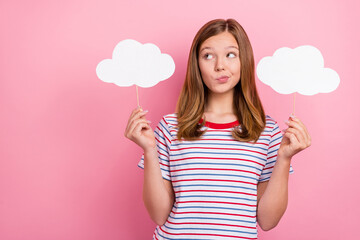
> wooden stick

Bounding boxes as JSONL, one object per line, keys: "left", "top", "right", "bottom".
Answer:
{"left": 136, "top": 85, "right": 140, "bottom": 107}
{"left": 293, "top": 92, "right": 295, "bottom": 115}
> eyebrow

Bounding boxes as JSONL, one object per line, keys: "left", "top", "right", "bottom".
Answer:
{"left": 199, "top": 46, "right": 239, "bottom": 53}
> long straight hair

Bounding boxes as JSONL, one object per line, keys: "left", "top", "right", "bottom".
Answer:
{"left": 175, "top": 19, "right": 265, "bottom": 142}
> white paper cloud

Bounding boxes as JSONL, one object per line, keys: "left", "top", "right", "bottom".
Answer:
{"left": 96, "top": 39, "right": 175, "bottom": 88}
{"left": 256, "top": 45, "right": 340, "bottom": 95}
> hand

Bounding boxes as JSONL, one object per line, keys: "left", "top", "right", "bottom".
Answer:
{"left": 278, "top": 114, "right": 311, "bottom": 160}
{"left": 124, "top": 106, "right": 156, "bottom": 152}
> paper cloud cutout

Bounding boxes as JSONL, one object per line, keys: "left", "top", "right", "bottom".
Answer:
{"left": 96, "top": 39, "right": 175, "bottom": 88}
{"left": 256, "top": 45, "right": 340, "bottom": 96}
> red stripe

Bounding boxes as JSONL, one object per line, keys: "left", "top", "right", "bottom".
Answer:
{"left": 155, "top": 135, "right": 167, "bottom": 148}
{"left": 166, "top": 219, "right": 257, "bottom": 229}
{"left": 171, "top": 210, "right": 255, "bottom": 218}
{"left": 171, "top": 146, "right": 266, "bottom": 156}
{"left": 171, "top": 137, "right": 270, "bottom": 147}
{"left": 170, "top": 167, "right": 260, "bottom": 176}
{"left": 205, "top": 129, "right": 234, "bottom": 133}
{"left": 157, "top": 123, "right": 171, "bottom": 144}
{"left": 177, "top": 200, "right": 256, "bottom": 207}
{"left": 154, "top": 233, "right": 159, "bottom": 240}
{"left": 171, "top": 178, "right": 257, "bottom": 186}
{"left": 268, "top": 141, "right": 281, "bottom": 150}
{"left": 271, "top": 130, "right": 281, "bottom": 138}
{"left": 263, "top": 165, "right": 274, "bottom": 171}
{"left": 267, "top": 154, "right": 277, "bottom": 160}
{"left": 157, "top": 150, "right": 167, "bottom": 158}
{"left": 175, "top": 189, "right": 257, "bottom": 197}
{"left": 158, "top": 227, "right": 257, "bottom": 239}
{"left": 159, "top": 162, "right": 169, "bottom": 168}
{"left": 173, "top": 137, "right": 268, "bottom": 145}
{"left": 170, "top": 156, "right": 265, "bottom": 167}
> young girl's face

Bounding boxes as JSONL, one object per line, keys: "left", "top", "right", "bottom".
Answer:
{"left": 198, "top": 31, "right": 241, "bottom": 96}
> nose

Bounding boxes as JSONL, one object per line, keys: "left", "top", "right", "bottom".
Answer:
{"left": 215, "top": 58, "right": 225, "bottom": 71}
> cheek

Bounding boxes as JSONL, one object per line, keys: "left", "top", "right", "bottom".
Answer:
{"left": 199, "top": 61, "right": 212, "bottom": 77}
{"left": 230, "top": 61, "right": 241, "bottom": 75}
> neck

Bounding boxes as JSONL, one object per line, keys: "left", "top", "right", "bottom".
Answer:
{"left": 205, "top": 90, "right": 234, "bottom": 115}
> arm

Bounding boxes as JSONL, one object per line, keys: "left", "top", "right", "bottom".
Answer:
{"left": 143, "top": 146, "right": 175, "bottom": 226}
{"left": 257, "top": 115, "right": 311, "bottom": 231}
{"left": 125, "top": 107, "right": 175, "bottom": 226}
{"left": 256, "top": 155, "right": 291, "bottom": 231}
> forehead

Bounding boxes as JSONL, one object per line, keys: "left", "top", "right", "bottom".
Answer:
{"left": 200, "top": 31, "right": 238, "bottom": 50}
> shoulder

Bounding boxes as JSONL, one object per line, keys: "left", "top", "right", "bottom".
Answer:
{"left": 161, "top": 113, "right": 178, "bottom": 126}
{"left": 156, "top": 113, "right": 178, "bottom": 141}
{"left": 265, "top": 115, "right": 278, "bottom": 127}
{"left": 264, "top": 115, "right": 280, "bottom": 133}
{"left": 157, "top": 113, "right": 178, "bottom": 133}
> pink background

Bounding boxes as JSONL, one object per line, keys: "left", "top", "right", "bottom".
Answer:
{"left": 1, "top": 0, "right": 359, "bottom": 239}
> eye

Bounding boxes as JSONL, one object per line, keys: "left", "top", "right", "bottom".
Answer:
{"left": 204, "top": 53, "right": 213, "bottom": 60}
{"left": 227, "top": 52, "right": 237, "bottom": 58}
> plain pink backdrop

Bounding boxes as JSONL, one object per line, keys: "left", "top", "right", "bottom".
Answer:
{"left": 1, "top": 0, "right": 359, "bottom": 239}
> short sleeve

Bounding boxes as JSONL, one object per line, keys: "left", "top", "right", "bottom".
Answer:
{"left": 137, "top": 117, "right": 172, "bottom": 181}
{"left": 259, "top": 121, "right": 294, "bottom": 182}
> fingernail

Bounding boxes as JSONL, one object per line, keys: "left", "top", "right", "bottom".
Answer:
{"left": 147, "top": 120, "right": 151, "bottom": 123}
{"left": 284, "top": 120, "right": 290, "bottom": 125}
{"left": 290, "top": 114, "right": 296, "bottom": 119}
{"left": 143, "top": 110, "right": 148, "bottom": 113}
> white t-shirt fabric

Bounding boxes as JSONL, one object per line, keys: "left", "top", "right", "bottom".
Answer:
{"left": 138, "top": 113, "right": 294, "bottom": 240}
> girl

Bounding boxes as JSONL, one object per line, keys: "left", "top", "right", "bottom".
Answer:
{"left": 125, "top": 19, "right": 311, "bottom": 239}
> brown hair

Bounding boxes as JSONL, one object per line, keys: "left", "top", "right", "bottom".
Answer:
{"left": 175, "top": 18, "right": 265, "bottom": 142}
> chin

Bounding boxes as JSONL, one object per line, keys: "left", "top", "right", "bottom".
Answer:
{"left": 209, "top": 88, "right": 234, "bottom": 95}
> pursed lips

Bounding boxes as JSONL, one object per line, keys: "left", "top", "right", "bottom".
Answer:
{"left": 216, "top": 75, "right": 230, "bottom": 82}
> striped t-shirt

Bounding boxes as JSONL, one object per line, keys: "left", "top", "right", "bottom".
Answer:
{"left": 138, "top": 113, "right": 294, "bottom": 240}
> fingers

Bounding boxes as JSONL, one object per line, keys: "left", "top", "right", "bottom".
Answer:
{"left": 284, "top": 120, "right": 307, "bottom": 144}
{"left": 289, "top": 115, "right": 309, "bottom": 136}
{"left": 283, "top": 114, "right": 311, "bottom": 149}
{"left": 283, "top": 131, "right": 300, "bottom": 146}
{"left": 128, "top": 106, "right": 143, "bottom": 125}
{"left": 282, "top": 127, "right": 302, "bottom": 146}
{"left": 133, "top": 119, "right": 151, "bottom": 135}
{"left": 290, "top": 115, "right": 311, "bottom": 147}
{"left": 128, "top": 118, "right": 151, "bottom": 137}
{"left": 125, "top": 106, "right": 150, "bottom": 138}
{"left": 129, "top": 111, "right": 150, "bottom": 132}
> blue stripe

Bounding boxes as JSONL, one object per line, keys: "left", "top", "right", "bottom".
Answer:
{"left": 172, "top": 141, "right": 268, "bottom": 151}
{"left": 168, "top": 214, "right": 257, "bottom": 224}
{"left": 171, "top": 173, "right": 259, "bottom": 181}
{"left": 154, "top": 136, "right": 168, "bottom": 153}
{"left": 158, "top": 120, "right": 172, "bottom": 138}
{"left": 155, "top": 227, "right": 213, "bottom": 240}
{"left": 265, "top": 160, "right": 276, "bottom": 166}
{"left": 259, "top": 176, "right": 270, "bottom": 182}
{"left": 175, "top": 195, "right": 257, "bottom": 202}
{"left": 173, "top": 184, "right": 256, "bottom": 192}
{"left": 266, "top": 121, "right": 275, "bottom": 126}
{"left": 162, "top": 224, "right": 257, "bottom": 235}
{"left": 154, "top": 130, "right": 166, "bottom": 142}
{"left": 268, "top": 148, "right": 280, "bottom": 155}
{"left": 175, "top": 205, "right": 256, "bottom": 213}
{"left": 269, "top": 135, "right": 282, "bottom": 146}
{"left": 171, "top": 151, "right": 267, "bottom": 162}
{"left": 173, "top": 136, "right": 270, "bottom": 144}
{"left": 171, "top": 162, "right": 262, "bottom": 172}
